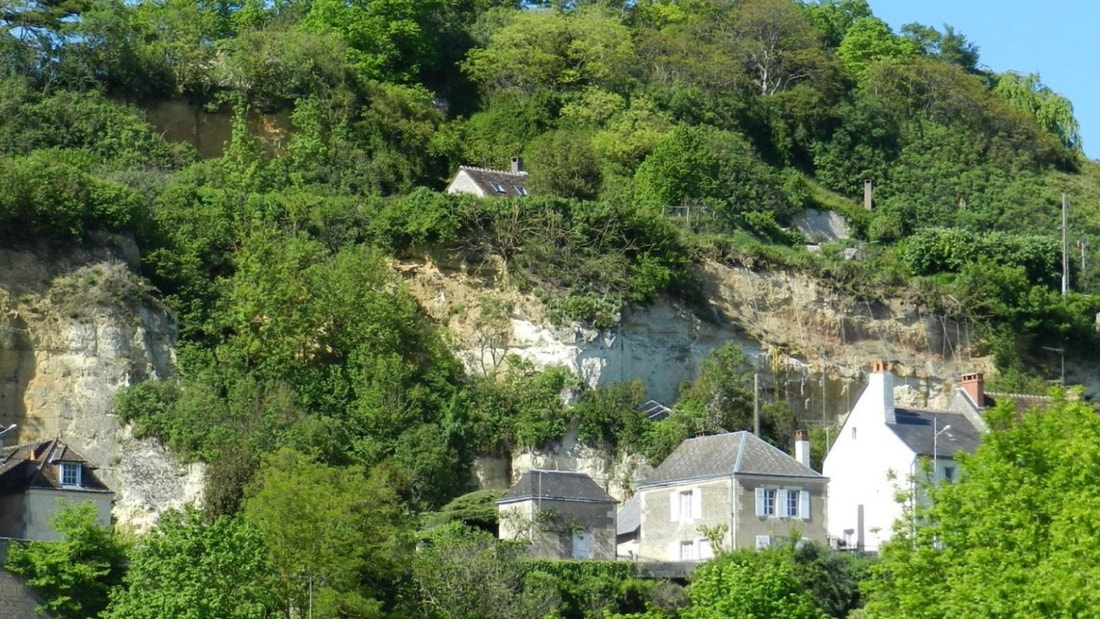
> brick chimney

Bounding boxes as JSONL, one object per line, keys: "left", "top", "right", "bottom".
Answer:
{"left": 869, "top": 360, "right": 895, "bottom": 423}
{"left": 510, "top": 156, "right": 525, "bottom": 174}
{"left": 794, "top": 430, "right": 811, "bottom": 469}
{"left": 961, "top": 372, "right": 984, "bottom": 407}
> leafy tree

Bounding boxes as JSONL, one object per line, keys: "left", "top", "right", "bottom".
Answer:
{"left": 863, "top": 394, "right": 1100, "bottom": 618}
{"left": 300, "top": 0, "right": 441, "bottom": 83}
{"left": 5, "top": 502, "right": 127, "bottom": 619}
{"left": 462, "top": 5, "right": 636, "bottom": 95}
{"left": 800, "top": 0, "right": 871, "bottom": 49}
{"left": 900, "top": 22, "right": 980, "bottom": 73}
{"left": 835, "top": 17, "right": 916, "bottom": 82}
{"left": 244, "top": 449, "right": 410, "bottom": 617}
{"left": 994, "top": 71, "right": 1082, "bottom": 154}
{"left": 727, "top": 0, "right": 830, "bottom": 96}
{"left": 684, "top": 544, "right": 826, "bottom": 619}
{"left": 104, "top": 509, "right": 275, "bottom": 619}
{"left": 412, "top": 522, "right": 536, "bottom": 619}
{"left": 525, "top": 129, "right": 602, "bottom": 199}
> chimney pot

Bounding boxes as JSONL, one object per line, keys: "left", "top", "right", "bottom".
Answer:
{"left": 961, "top": 372, "right": 984, "bottom": 408}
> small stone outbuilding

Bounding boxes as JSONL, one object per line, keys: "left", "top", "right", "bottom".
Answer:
{"left": 497, "top": 469, "right": 617, "bottom": 560}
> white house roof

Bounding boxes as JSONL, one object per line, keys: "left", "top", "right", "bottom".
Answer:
{"left": 638, "top": 432, "right": 824, "bottom": 487}
{"left": 449, "top": 166, "right": 529, "bottom": 198}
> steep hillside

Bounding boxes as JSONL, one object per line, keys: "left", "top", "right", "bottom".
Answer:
{"left": 0, "top": 237, "right": 202, "bottom": 530}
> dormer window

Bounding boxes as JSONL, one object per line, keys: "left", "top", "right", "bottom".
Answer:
{"left": 60, "top": 462, "right": 81, "bottom": 488}
{"left": 489, "top": 181, "right": 506, "bottom": 193}
{"left": 514, "top": 185, "right": 528, "bottom": 196}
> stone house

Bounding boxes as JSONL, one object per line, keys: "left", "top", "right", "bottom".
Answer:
{"left": 633, "top": 431, "right": 828, "bottom": 562}
{"left": 497, "top": 469, "right": 617, "bottom": 560}
{"left": 445, "top": 157, "right": 530, "bottom": 198}
{"left": 823, "top": 362, "right": 986, "bottom": 553}
{"left": 0, "top": 439, "right": 113, "bottom": 541}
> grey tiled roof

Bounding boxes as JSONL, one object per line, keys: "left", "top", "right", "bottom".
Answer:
{"left": 498, "top": 470, "right": 615, "bottom": 505}
{"left": 887, "top": 408, "right": 982, "bottom": 458}
{"left": 639, "top": 432, "right": 824, "bottom": 487}
{"left": 617, "top": 495, "right": 639, "bottom": 536}
{"left": 455, "top": 166, "right": 529, "bottom": 198}
{"left": 0, "top": 439, "right": 111, "bottom": 494}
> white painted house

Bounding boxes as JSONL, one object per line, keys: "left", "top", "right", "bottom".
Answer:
{"left": 445, "top": 157, "right": 529, "bottom": 198}
{"left": 823, "top": 362, "right": 985, "bottom": 553}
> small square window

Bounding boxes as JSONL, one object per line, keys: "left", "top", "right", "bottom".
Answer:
{"left": 489, "top": 181, "right": 506, "bottom": 193}
{"left": 943, "top": 466, "right": 956, "bottom": 482}
{"left": 514, "top": 185, "right": 528, "bottom": 196}
{"left": 60, "top": 463, "right": 81, "bottom": 488}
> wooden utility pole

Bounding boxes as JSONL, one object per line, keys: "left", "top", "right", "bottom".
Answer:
{"left": 753, "top": 373, "right": 760, "bottom": 436}
{"left": 1062, "top": 193, "right": 1070, "bottom": 295}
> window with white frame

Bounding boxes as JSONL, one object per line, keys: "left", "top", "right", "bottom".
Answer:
{"left": 670, "top": 487, "right": 702, "bottom": 522}
{"left": 680, "top": 490, "right": 694, "bottom": 521}
{"left": 785, "top": 489, "right": 799, "bottom": 518}
{"left": 943, "top": 465, "right": 956, "bottom": 482}
{"left": 679, "top": 540, "right": 697, "bottom": 561}
{"left": 489, "top": 181, "right": 506, "bottom": 193}
{"left": 755, "top": 535, "right": 771, "bottom": 550}
{"left": 60, "top": 462, "right": 81, "bottom": 488}
{"left": 757, "top": 487, "right": 811, "bottom": 520}
{"left": 755, "top": 487, "right": 777, "bottom": 516}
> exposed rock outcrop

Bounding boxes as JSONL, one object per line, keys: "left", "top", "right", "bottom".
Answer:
{"left": 0, "top": 237, "right": 202, "bottom": 531}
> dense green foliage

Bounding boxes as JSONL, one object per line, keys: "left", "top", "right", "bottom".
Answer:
{"left": 2, "top": 0, "right": 1098, "bottom": 615}
{"left": 685, "top": 540, "right": 869, "bottom": 619}
{"left": 5, "top": 503, "right": 127, "bottom": 619}
{"left": 104, "top": 509, "right": 275, "bottom": 619}
{"left": 863, "top": 394, "right": 1100, "bottom": 618}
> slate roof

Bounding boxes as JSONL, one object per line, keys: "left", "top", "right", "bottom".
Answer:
{"left": 887, "top": 408, "right": 982, "bottom": 459}
{"left": 638, "top": 432, "right": 824, "bottom": 487}
{"left": 0, "top": 439, "right": 111, "bottom": 494}
{"left": 617, "top": 495, "right": 639, "bottom": 536}
{"left": 497, "top": 470, "right": 615, "bottom": 505}
{"left": 453, "top": 166, "right": 529, "bottom": 198}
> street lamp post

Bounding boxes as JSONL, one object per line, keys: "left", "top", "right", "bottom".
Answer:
{"left": 932, "top": 418, "right": 951, "bottom": 484}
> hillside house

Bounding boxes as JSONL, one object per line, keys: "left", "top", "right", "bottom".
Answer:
{"left": 0, "top": 439, "right": 113, "bottom": 541}
{"left": 823, "top": 362, "right": 986, "bottom": 553}
{"left": 446, "top": 157, "right": 529, "bottom": 198}
{"left": 497, "top": 469, "right": 617, "bottom": 560}
{"left": 632, "top": 431, "right": 828, "bottom": 563}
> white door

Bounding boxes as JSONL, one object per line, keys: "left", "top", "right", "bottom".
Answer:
{"left": 572, "top": 530, "right": 592, "bottom": 559}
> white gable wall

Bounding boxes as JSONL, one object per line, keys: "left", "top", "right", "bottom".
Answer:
{"left": 445, "top": 170, "right": 487, "bottom": 197}
{"left": 823, "top": 370, "right": 917, "bottom": 552}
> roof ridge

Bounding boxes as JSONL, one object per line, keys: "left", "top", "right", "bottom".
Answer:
{"left": 985, "top": 390, "right": 1053, "bottom": 399}
{"left": 732, "top": 432, "right": 748, "bottom": 474}
{"left": 458, "top": 165, "right": 526, "bottom": 175}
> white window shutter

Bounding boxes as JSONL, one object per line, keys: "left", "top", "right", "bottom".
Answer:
{"left": 800, "top": 490, "right": 811, "bottom": 520}
{"left": 777, "top": 489, "right": 789, "bottom": 518}
{"left": 755, "top": 487, "right": 766, "bottom": 517}
{"left": 667, "top": 541, "right": 679, "bottom": 561}
{"left": 692, "top": 487, "right": 703, "bottom": 521}
{"left": 670, "top": 491, "right": 680, "bottom": 523}
{"left": 699, "top": 538, "right": 714, "bottom": 560}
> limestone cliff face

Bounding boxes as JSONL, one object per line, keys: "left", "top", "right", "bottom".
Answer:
{"left": 0, "top": 237, "right": 202, "bottom": 531}
{"left": 397, "top": 257, "right": 1028, "bottom": 497}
